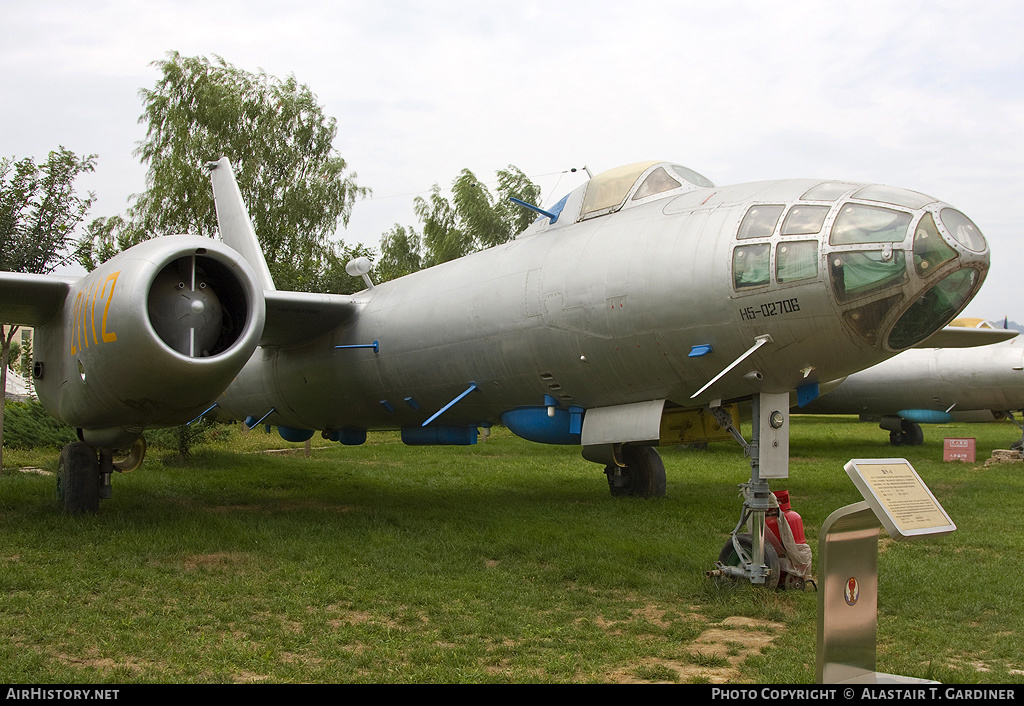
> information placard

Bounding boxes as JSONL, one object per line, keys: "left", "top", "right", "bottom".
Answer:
{"left": 943, "top": 437, "right": 976, "bottom": 462}
{"left": 843, "top": 458, "right": 956, "bottom": 540}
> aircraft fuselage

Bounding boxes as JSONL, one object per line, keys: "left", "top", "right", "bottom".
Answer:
{"left": 212, "top": 167, "right": 990, "bottom": 444}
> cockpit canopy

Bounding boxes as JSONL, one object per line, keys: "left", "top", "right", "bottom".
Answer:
{"left": 729, "top": 179, "right": 989, "bottom": 351}
{"left": 580, "top": 161, "right": 714, "bottom": 221}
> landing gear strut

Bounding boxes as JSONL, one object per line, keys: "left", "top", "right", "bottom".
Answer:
{"left": 706, "top": 392, "right": 814, "bottom": 589}
{"left": 1007, "top": 411, "right": 1023, "bottom": 455}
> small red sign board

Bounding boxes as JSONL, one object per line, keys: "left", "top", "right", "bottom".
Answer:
{"left": 943, "top": 437, "right": 976, "bottom": 462}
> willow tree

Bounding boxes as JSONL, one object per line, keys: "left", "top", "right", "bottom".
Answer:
{"left": 377, "top": 165, "right": 541, "bottom": 281}
{"left": 83, "top": 52, "right": 369, "bottom": 292}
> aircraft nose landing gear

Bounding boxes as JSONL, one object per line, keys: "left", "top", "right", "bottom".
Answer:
{"left": 705, "top": 392, "right": 815, "bottom": 589}
{"left": 708, "top": 486, "right": 814, "bottom": 590}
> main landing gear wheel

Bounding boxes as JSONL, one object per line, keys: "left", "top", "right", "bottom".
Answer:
{"left": 716, "top": 533, "right": 781, "bottom": 590}
{"left": 56, "top": 442, "right": 100, "bottom": 515}
{"left": 604, "top": 445, "right": 667, "bottom": 498}
{"left": 889, "top": 420, "right": 924, "bottom": 447}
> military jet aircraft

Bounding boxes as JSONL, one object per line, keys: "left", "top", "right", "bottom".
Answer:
{"left": 0, "top": 158, "right": 1000, "bottom": 584}
{"left": 800, "top": 320, "right": 1023, "bottom": 446}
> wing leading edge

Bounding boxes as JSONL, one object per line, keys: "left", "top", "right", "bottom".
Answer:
{"left": 0, "top": 272, "right": 77, "bottom": 327}
{"left": 915, "top": 326, "right": 1017, "bottom": 348}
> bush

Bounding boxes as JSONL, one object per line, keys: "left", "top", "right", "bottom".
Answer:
{"left": 2, "top": 399, "right": 77, "bottom": 449}
{"left": 145, "top": 417, "right": 226, "bottom": 459}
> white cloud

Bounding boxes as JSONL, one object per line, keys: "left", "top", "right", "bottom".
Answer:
{"left": 2, "top": 0, "right": 1021, "bottom": 319}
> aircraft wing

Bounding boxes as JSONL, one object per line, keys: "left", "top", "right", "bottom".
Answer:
{"left": 0, "top": 271, "right": 78, "bottom": 326}
{"left": 261, "top": 289, "right": 358, "bottom": 347}
{"left": 913, "top": 326, "right": 1018, "bottom": 348}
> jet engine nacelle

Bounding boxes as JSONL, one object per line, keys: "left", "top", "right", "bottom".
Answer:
{"left": 35, "top": 236, "right": 266, "bottom": 448}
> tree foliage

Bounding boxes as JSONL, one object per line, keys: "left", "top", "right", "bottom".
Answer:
{"left": 1, "top": 148, "right": 96, "bottom": 274}
{"left": 81, "top": 52, "right": 370, "bottom": 293}
{"left": 376, "top": 165, "right": 541, "bottom": 282}
{"left": 1, "top": 147, "right": 96, "bottom": 469}
{"left": 376, "top": 225, "right": 423, "bottom": 283}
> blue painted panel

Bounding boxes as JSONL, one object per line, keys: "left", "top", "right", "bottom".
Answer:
{"left": 340, "top": 428, "right": 367, "bottom": 445}
{"left": 502, "top": 407, "right": 583, "bottom": 445}
{"left": 278, "top": 426, "right": 314, "bottom": 442}
{"left": 898, "top": 409, "right": 953, "bottom": 424}
{"left": 797, "top": 382, "right": 820, "bottom": 407}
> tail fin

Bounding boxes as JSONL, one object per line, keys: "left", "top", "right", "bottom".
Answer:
{"left": 207, "top": 157, "right": 276, "bottom": 291}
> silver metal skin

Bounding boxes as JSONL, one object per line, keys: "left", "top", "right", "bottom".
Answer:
{"left": 7, "top": 236, "right": 266, "bottom": 448}
{"left": 0, "top": 158, "right": 995, "bottom": 524}
{"left": 803, "top": 335, "right": 1024, "bottom": 423}
{"left": 210, "top": 161, "right": 991, "bottom": 444}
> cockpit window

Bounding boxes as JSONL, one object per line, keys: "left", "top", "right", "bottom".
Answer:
{"left": 781, "top": 205, "right": 830, "bottom": 235}
{"left": 733, "top": 244, "right": 771, "bottom": 289}
{"left": 670, "top": 164, "right": 715, "bottom": 188}
{"left": 737, "top": 205, "right": 785, "bottom": 239}
{"left": 852, "top": 185, "right": 935, "bottom": 210}
{"left": 913, "top": 213, "right": 957, "bottom": 276}
{"left": 830, "top": 250, "right": 908, "bottom": 303}
{"left": 843, "top": 294, "right": 903, "bottom": 345}
{"left": 887, "top": 269, "right": 980, "bottom": 349}
{"left": 777, "top": 241, "right": 818, "bottom": 283}
{"left": 581, "top": 161, "right": 659, "bottom": 217}
{"left": 801, "top": 182, "right": 858, "bottom": 201}
{"left": 939, "top": 208, "right": 986, "bottom": 252}
{"left": 632, "top": 167, "right": 681, "bottom": 201}
{"left": 830, "top": 204, "right": 912, "bottom": 246}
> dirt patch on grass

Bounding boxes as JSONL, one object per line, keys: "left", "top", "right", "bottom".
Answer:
{"left": 16, "top": 467, "right": 52, "bottom": 476}
{"left": 53, "top": 648, "right": 149, "bottom": 676}
{"left": 606, "top": 614, "right": 786, "bottom": 684}
{"left": 180, "top": 552, "right": 249, "bottom": 571}
{"left": 944, "top": 656, "right": 1024, "bottom": 678}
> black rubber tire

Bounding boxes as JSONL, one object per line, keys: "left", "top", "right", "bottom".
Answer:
{"left": 717, "top": 533, "right": 781, "bottom": 590}
{"left": 903, "top": 421, "right": 924, "bottom": 446}
{"left": 604, "top": 445, "right": 667, "bottom": 498}
{"left": 56, "top": 442, "right": 100, "bottom": 515}
{"left": 889, "top": 420, "right": 924, "bottom": 447}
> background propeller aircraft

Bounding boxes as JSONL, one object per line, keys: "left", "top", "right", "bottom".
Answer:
{"left": 0, "top": 158, "right": 998, "bottom": 584}
{"left": 801, "top": 319, "right": 1022, "bottom": 447}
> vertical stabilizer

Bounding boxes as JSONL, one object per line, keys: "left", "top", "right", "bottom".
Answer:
{"left": 207, "top": 157, "right": 276, "bottom": 291}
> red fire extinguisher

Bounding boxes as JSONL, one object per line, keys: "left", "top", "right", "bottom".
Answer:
{"left": 766, "top": 489, "right": 805, "bottom": 545}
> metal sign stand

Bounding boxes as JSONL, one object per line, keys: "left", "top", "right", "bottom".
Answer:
{"left": 816, "top": 459, "right": 956, "bottom": 684}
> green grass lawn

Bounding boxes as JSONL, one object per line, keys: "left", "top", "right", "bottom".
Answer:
{"left": 1, "top": 416, "right": 1022, "bottom": 683}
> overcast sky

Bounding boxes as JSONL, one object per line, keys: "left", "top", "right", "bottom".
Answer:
{"left": 3, "top": 0, "right": 1021, "bottom": 321}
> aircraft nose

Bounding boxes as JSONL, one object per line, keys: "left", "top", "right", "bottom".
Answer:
{"left": 825, "top": 192, "right": 989, "bottom": 351}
